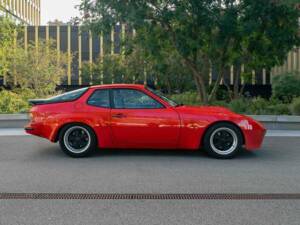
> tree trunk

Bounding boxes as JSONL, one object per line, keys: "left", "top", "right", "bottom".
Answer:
{"left": 182, "top": 58, "right": 208, "bottom": 104}
{"left": 233, "top": 68, "right": 242, "bottom": 99}
{"left": 165, "top": 77, "right": 172, "bottom": 95}
{"left": 208, "top": 66, "right": 223, "bottom": 102}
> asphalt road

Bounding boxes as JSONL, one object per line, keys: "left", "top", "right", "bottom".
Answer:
{"left": 0, "top": 135, "right": 299, "bottom": 224}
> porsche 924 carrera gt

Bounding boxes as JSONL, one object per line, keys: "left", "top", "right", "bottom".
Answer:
{"left": 25, "top": 84, "right": 266, "bottom": 158}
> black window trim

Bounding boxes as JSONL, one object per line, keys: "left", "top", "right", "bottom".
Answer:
{"left": 29, "top": 87, "right": 90, "bottom": 105}
{"left": 110, "top": 88, "right": 165, "bottom": 109}
{"left": 86, "top": 88, "right": 112, "bottom": 109}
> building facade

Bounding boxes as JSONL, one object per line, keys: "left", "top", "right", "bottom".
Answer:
{"left": 0, "top": 0, "right": 40, "bottom": 25}
{"left": 18, "top": 25, "right": 299, "bottom": 87}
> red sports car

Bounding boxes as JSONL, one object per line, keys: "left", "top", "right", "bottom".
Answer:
{"left": 25, "top": 84, "right": 266, "bottom": 159}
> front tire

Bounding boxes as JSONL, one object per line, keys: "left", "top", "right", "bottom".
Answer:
{"left": 59, "top": 124, "right": 97, "bottom": 158}
{"left": 203, "top": 123, "right": 243, "bottom": 159}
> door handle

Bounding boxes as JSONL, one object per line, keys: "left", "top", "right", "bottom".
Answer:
{"left": 112, "top": 113, "right": 126, "bottom": 118}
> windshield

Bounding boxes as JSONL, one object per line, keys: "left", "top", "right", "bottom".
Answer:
{"left": 146, "top": 87, "right": 179, "bottom": 107}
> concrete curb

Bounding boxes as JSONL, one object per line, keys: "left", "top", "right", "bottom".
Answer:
{"left": 1, "top": 114, "right": 300, "bottom": 130}
{"left": 0, "top": 114, "right": 29, "bottom": 128}
{"left": 249, "top": 115, "right": 300, "bottom": 130}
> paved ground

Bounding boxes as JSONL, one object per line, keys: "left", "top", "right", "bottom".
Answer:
{"left": 0, "top": 134, "right": 299, "bottom": 224}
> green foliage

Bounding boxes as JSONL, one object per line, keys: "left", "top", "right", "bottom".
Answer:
{"left": 81, "top": 45, "right": 194, "bottom": 93}
{"left": 0, "top": 17, "right": 17, "bottom": 76}
{"left": 12, "top": 88, "right": 37, "bottom": 101}
{"left": 228, "top": 98, "right": 250, "bottom": 114}
{"left": 290, "top": 97, "right": 300, "bottom": 115}
{"left": 169, "top": 92, "right": 201, "bottom": 106}
{"left": 169, "top": 92, "right": 291, "bottom": 115}
{"left": 6, "top": 40, "right": 68, "bottom": 97}
{"left": 272, "top": 72, "right": 300, "bottom": 103}
{"left": 228, "top": 97, "right": 291, "bottom": 115}
{"left": 267, "top": 104, "right": 291, "bottom": 115}
{"left": 0, "top": 89, "right": 30, "bottom": 113}
{"left": 80, "top": 0, "right": 300, "bottom": 103}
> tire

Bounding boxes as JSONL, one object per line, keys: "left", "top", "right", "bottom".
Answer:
{"left": 59, "top": 124, "right": 97, "bottom": 158}
{"left": 203, "top": 122, "right": 243, "bottom": 159}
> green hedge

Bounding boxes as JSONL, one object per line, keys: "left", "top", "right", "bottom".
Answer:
{"left": 272, "top": 72, "right": 300, "bottom": 103}
{"left": 0, "top": 88, "right": 37, "bottom": 113}
{"left": 170, "top": 92, "right": 292, "bottom": 115}
{"left": 0, "top": 88, "right": 298, "bottom": 115}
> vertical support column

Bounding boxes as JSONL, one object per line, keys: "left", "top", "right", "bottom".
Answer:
{"left": 287, "top": 52, "right": 292, "bottom": 72}
{"left": 24, "top": 25, "right": 28, "bottom": 51}
{"left": 241, "top": 64, "right": 245, "bottom": 85}
{"left": 89, "top": 30, "right": 93, "bottom": 85}
{"left": 270, "top": 68, "right": 274, "bottom": 84}
{"left": 293, "top": 49, "right": 297, "bottom": 72}
{"left": 111, "top": 27, "right": 114, "bottom": 84}
{"left": 298, "top": 48, "right": 300, "bottom": 73}
{"left": 99, "top": 32, "right": 104, "bottom": 84}
{"left": 230, "top": 65, "right": 234, "bottom": 85}
{"left": 3, "top": 53, "right": 6, "bottom": 86}
{"left": 56, "top": 25, "right": 60, "bottom": 63}
{"left": 262, "top": 68, "right": 266, "bottom": 85}
{"left": 121, "top": 24, "right": 126, "bottom": 83}
{"left": 132, "top": 29, "right": 136, "bottom": 83}
{"left": 78, "top": 32, "right": 82, "bottom": 85}
{"left": 273, "top": 66, "right": 277, "bottom": 76}
{"left": 35, "top": 25, "right": 38, "bottom": 50}
{"left": 45, "top": 25, "right": 49, "bottom": 42}
{"left": 67, "top": 25, "right": 71, "bottom": 85}
{"left": 209, "top": 67, "right": 212, "bottom": 85}
{"left": 45, "top": 25, "right": 49, "bottom": 54}
{"left": 13, "top": 29, "right": 17, "bottom": 86}
{"left": 143, "top": 61, "right": 147, "bottom": 86}
{"left": 56, "top": 25, "right": 60, "bottom": 84}
{"left": 121, "top": 23, "right": 126, "bottom": 57}
{"left": 252, "top": 70, "right": 255, "bottom": 85}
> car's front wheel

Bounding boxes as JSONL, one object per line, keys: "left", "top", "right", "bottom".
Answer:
{"left": 59, "top": 124, "right": 97, "bottom": 157}
{"left": 203, "top": 123, "right": 243, "bottom": 159}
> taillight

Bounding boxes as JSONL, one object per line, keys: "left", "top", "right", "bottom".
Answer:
{"left": 29, "top": 112, "right": 33, "bottom": 121}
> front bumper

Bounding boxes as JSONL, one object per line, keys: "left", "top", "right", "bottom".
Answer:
{"left": 240, "top": 117, "right": 266, "bottom": 150}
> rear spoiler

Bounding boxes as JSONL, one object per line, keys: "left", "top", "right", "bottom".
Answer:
{"left": 28, "top": 99, "right": 49, "bottom": 105}
{"left": 28, "top": 98, "right": 77, "bottom": 105}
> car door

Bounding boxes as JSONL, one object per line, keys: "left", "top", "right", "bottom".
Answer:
{"left": 110, "top": 88, "right": 180, "bottom": 149}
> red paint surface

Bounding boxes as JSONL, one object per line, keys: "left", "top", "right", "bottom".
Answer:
{"left": 26, "top": 84, "right": 266, "bottom": 151}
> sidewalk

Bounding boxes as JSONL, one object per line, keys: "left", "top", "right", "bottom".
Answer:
{"left": 0, "top": 128, "right": 300, "bottom": 137}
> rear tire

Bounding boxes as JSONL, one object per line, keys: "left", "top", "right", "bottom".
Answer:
{"left": 203, "top": 123, "right": 243, "bottom": 159}
{"left": 59, "top": 124, "right": 97, "bottom": 158}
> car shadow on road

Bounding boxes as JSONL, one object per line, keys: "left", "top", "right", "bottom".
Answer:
{"left": 35, "top": 144, "right": 260, "bottom": 160}
{"left": 92, "top": 147, "right": 259, "bottom": 160}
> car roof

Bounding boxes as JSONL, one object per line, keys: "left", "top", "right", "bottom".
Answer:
{"left": 90, "top": 84, "right": 145, "bottom": 90}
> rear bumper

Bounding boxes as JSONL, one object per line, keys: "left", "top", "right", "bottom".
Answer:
{"left": 25, "top": 121, "right": 59, "bottom": 142}
{"left": 24, "top": 125, "right": 43, "bottom": 137}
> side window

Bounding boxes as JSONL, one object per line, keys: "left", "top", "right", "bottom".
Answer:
{"left": 87, "top": 89, "right": 110, "bottom": 108}
{"left": 113, "top": 89, "right": 164, "bottom": 109}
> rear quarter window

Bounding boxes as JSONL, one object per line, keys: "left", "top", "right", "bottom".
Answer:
{"left": 47, "top": 87, "right": 88, "bottom": 103}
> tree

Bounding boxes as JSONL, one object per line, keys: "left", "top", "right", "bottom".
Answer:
{"left": 79, "top": 0, "right": 299, "bottom": 103}
{"left": 6, "top": 40, "right": 68, "bottom": 97}
{"left": 0, "top": 17, "right": 17, "bottom": 79}
{"left": 81, "top": 41, "right": 194, "bottom": 93}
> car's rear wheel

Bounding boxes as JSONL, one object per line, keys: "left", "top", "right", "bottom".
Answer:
{"left": 203, "top": 123, "right": 243, "bottom": 159}
{"left": 59, "top": 124, "right": 96, "bottom": 157}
